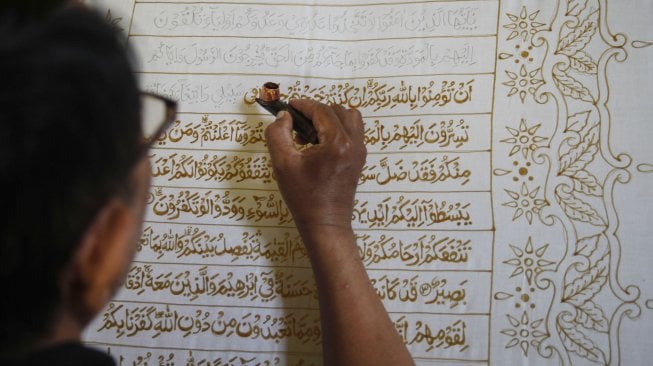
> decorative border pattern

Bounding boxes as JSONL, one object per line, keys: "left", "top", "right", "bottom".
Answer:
{"left": 493, "top": 1, "right": 645, "bottom": 364}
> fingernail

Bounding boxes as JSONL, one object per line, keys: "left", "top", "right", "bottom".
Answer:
{"left": 276, "top": 110, "right": 288, "bottom": 120}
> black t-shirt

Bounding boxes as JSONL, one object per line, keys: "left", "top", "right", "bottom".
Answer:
{"left": 0, "top": 342, "right": 115, "bottom": 366}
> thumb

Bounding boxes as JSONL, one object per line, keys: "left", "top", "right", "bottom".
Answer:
{"left": 265, "top": 111, "right": 298, "bottom": 162}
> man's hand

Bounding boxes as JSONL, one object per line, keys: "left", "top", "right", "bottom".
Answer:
{"left": 264, "top": 99, "right": 413, "bottom": 366}
{"left": 265, "top": 99, "right": 366, "bottom": 230}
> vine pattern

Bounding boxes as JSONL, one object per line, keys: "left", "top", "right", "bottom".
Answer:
{"left": 494, "top": 1, "right": 642, "bottom": 365}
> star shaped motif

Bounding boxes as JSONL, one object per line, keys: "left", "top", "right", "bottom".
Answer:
{"left": 500, "top": 118, "right": 549, "bottom": 159}
{"left": 500, "top": 311, "right": 547, "bottom": 356}
{"left": 503, "top": 65, "right": 545, "bottom": 103}
{"left": 504, "top": 6, "right": 547, "bottom": 42}
{"left": 502, "top": 183, "right": 548, "bottom": 224}
{"left": 503, "top": 237, "right": 555, "bottom": 285}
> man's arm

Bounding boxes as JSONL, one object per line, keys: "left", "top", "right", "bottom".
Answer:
{"left": 265, "top": 100, "right": 414, "bottom": 366}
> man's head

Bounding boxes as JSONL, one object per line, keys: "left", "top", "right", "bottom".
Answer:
{"left": 0, "top": 2, "right": 150, "bottom": 354}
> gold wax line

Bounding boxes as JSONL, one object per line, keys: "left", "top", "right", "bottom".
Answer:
{"left": 83, "top": 341, "right": 321, "bottom": 356}
{"left": 144, "top": 219, "right": 494, "bottom": 232}
{"left": 144, "top": 219, "right": 297, "bottom": 229}
{"left": 109, "top": 299, "right": 490, "bottom": 317}
{"left": 131, "top": 259, "right": 312, "bottom": 270}
{"left": 84, "top": 341, "right": 490, "bottom": 362}
{"left": 126, "top": 0, "right": 138, "bottom": 36}
{"left": 136, "top": 70, "right": 495, "bottom": 78}
{"left": 133, "top": 259, "right": 491, "bottom": 274}
{"left": 411, "top": 357, "right": 489, "bottom": 362}
{"left": 151, "top": 146, "right": 268, "bottom": 154}
{"left": 130, "top": 259, "right": 491, "bottom": 273}
{"left": 150, "top": 146, "right": 491, "bottom": 154}
{"left": 174, "top": 112, "right": 493, "bottom": 117}
{"left": 367, "top": 112, "right": 492, "bottom": 118}
{"left": 129, "top": 34, "right": 498, "bottom": 41}
{"left": 150, "top": 183, "right": 491, "bottom": 194}
{"left": 486, "top": 0, "right": 501, "bottom": 360}
{"left": 175, "top": 112, "right": 271, "bottom": 116}
{"left": 135, "top": 0, "right": 497, "bottom": 8}
{"left": 112, "top": 298, "right": 318, "bottom": 311}
{"left": 387, "top": 311, "right": 489, "bottom": 316}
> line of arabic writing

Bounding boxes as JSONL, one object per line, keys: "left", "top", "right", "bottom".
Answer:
{"left": 153, "top": 115, "right": 473, "bottom": 152}
{"left": 145, "top": 40, "right": 478, "bottom": 71}
{"left": 148, "top": 188, "right": 483, "bottom": 228}
{"left": 137, "top": 225, "right": 478, "bottom": 268}
{"left": 123, "top": 263, "right": 474, "bottom": 307}
{"left": 98, "top": 302, "right": 469, "bottom": 351}
{"left": 146, "top": 5, "right": 481, "bottom": 35}
{"left": 104, "top": 348, "right": 319, "bottom": 366}
{"left": 243, "top": 79, "right": 475, "bottom": 111}
{"left": 150, "top": 151, "right": 475, "bottom": 187}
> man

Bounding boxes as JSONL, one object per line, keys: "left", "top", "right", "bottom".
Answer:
{"left": 0, "top": 2, "right": 414, "bottom": 365}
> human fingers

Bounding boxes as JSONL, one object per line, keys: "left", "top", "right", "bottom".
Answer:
{"left": 331, "top": 104, "right": 364, "bottom": 143}
{"left": 289, "top": 99, "right": 346, "bottom": 143}
{"left": 265, "top": 111, "right": 299, "bottom": 166}
{"left": 294, "top": 132, "right": 310, "bottom": 146}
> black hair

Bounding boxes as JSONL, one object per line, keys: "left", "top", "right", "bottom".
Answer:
{"left": 0, "top": 2, "right": 141, "bottom": 351}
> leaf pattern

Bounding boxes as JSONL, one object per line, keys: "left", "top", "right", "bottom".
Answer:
{"left": 565, "top": 110, "right": 591, "bottom": 133}
{"left": 557, "top": 315, "right": 607, "bottom": 364}
{"left": 558, "top": 240, "right": 610, "bottom": 363}
{"left": 568, "top": 50, "right": 598, "bottom": 74}
{"left": 559, "top": 125, "right": 599, "bottom": 175}
{"left": 575, "top": 300, "right": 609, "bottom": 332}
{"left": 560, "top": 143, "right": 598, "bottom": 175}
{"left": 556, "top": 11, "right": 599, "bottom": 56}
{"left": 563, "top": 254, "right": 608, "bottom": 306}
{"left": 566, "top": 0, "right": 588, "bottom": 17}
{"left": 555, "top": 186, "right": 606, "bottom": 226}
{"left": 575, "top": 234, "right": 601, "bottom": 257}
{"left": 553, "top": 68, "right": 594, "bottom": 102}
{"left": 571, "top": 169, "right": 603, "bottom": 196}
{"left": 496, "top": 1, "right": 633, "bottom": 364}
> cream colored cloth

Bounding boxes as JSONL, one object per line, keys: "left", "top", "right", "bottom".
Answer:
{"left": 84, "top": 1, "right": 653, "bottom": 364}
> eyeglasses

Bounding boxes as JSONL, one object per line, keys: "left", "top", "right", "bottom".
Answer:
{"left": 140, "top": 92, "right": 177, "bottom": 151}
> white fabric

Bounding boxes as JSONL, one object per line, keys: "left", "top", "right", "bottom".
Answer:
{"left": 84, "top": 1, "right": 653, "bottom": 365}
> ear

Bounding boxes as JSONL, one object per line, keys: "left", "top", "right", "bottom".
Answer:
{"left": 67, "top": 198, "right": 139, "bottom": 322}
